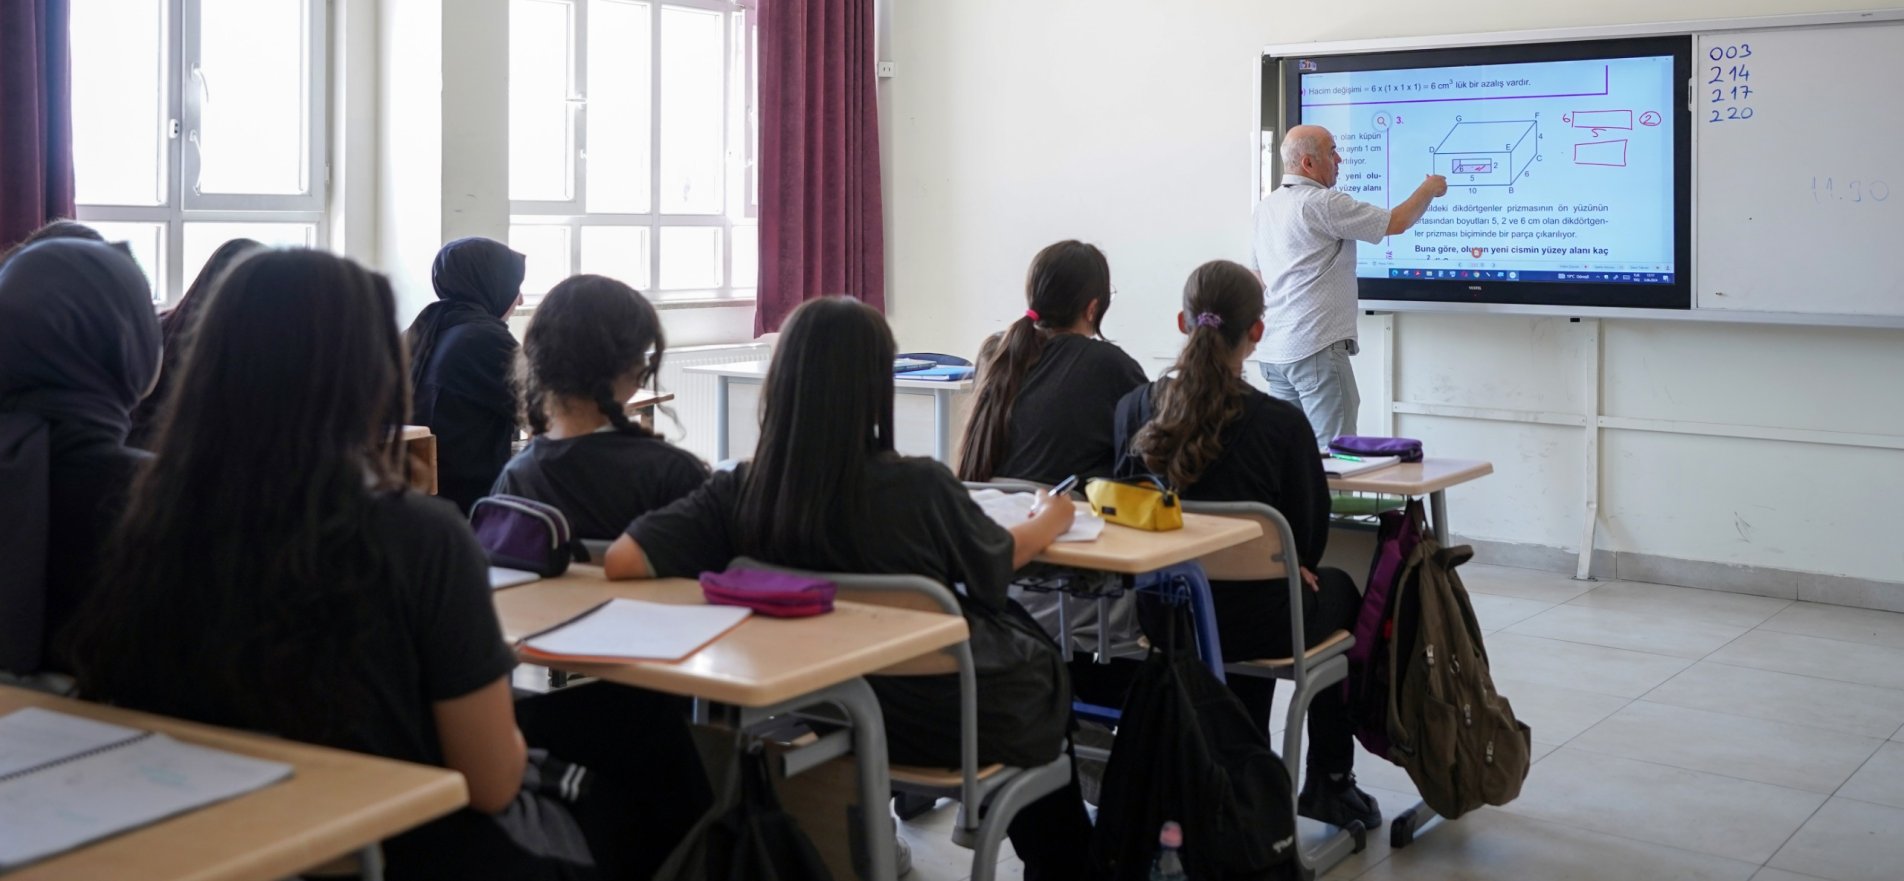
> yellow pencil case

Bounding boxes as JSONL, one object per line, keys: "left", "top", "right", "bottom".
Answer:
{"left": 1085, "top": 476, "right": 1183, "bottom": 532}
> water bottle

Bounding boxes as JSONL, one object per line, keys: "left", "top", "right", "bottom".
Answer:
{"left": 1149, "top": 820, "right": 1187, "bottom": 881}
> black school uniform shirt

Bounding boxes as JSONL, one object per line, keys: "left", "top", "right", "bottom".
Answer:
{"left": 1112, "top": 381, "right": 1332, "bottom": 656}
{"left": 413, "top": 320, "right": 519, "bottom": 514}
{"left": 492, "top": 430, "right": 709, "bottom": 540}
{"left": 981, "top": 332, "right": 1148, "bottom": 485}
{"left": 43, "top": 444, "right": 147, "bottom": 671}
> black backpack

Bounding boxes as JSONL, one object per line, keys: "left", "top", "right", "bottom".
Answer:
{"left": 652, "top": 738, "right": 834, "bottom": 881}
{"left": 1091, "top": 595, "right": 1299, "bottom": 881}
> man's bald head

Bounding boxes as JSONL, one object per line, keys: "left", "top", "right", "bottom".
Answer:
{"left": 1280, "top": 125, "right": 1342, "bottom": 187}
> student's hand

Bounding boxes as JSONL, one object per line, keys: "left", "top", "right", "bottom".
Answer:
{"left": 1030, "top": 490, "right": 1076, "bottom": 530}
{"left": 1421, "top": 174, "right": 1449, "bottom": 197}
{"left": 1301, "top": 567, "right": 1320, "bottom": 592}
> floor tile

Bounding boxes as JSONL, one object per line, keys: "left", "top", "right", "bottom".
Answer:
{"left": 1490, "top": 677, "right": 1630, "bottom": 744}
{"left": 1459, "top": 564, "right": 1598, "bottom": 604}
{"left": 1753, "top": 870, "right": 1832, "bottom": 881}
{"left": 1568, "top": 701, "right": 1883, "bottom": 793}
{"left": 1768, "top": 796, "right": 1904, "bottom": 881}
{"left": 1644, "top": 661, "right": 1904, "bottom": 740}
{"left": 1351, "top": 807, "right": 1758, "bottom": 881}
{"left": 1569, "top": 580, "right": 1792, "bottom": 629}
{"left": 1467, "top": 593, "right": 1555, "bottom": 634}
{"left": 1498, "top": 747, "right": 1826, "bottom": 863}
{"left": 1837, "top": 741, "right": 1904, "bottom": 811}
{"left": 1505, "top": 604, "right": 1750, "bottom": 660}
{"left": 1485, "top": 632, "right": 1694, "bottom": 699}
{"left": 1758, "top": 602, "right": 1904, "bottom": 651}
{"left": 1708, "top": 631, "right": 1904, "bottom": 691}
{"left": 900, "top": 799, "right": 1014, "bottom": 881}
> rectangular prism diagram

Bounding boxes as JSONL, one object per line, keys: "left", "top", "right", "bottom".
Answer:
{"left": 1433, "top": 120, "right": 1536, "bottom": 186}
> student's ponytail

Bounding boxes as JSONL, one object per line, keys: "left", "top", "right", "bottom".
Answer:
{"left": 1131, "top": 260, "right": 1266, "bottom": 489}
{"left": 956, "top": 241, "right": 1111, "bottom": 481}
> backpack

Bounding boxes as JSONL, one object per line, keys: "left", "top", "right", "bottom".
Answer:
{"left": 653, "top": 738, "right": 835, "bottom": 881}
{"left": 1386, "top": 536, "right": 1533, "bottom": 819}
{"left": 1092, "top": 595, "right": 1298, "bottom": 881}
{"left": 1344, "top": 500, "right": 1426, "bottom": 762}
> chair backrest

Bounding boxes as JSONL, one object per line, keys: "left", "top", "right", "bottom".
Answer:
{"left": 1180, "top": 500, "right": 1296, "bottom": 581}
{"left": 962, "top": 478, "right": 1049, "bottom": 493}
{"left": 576, "top": 538, "right": 613, "bottom": 564}
{"left": 726, "top": 557, "right": 962, "bottom": 674}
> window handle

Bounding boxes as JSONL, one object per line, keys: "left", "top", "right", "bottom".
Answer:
{"left": 191, "top": 63, "right": 211, "bottom": 105}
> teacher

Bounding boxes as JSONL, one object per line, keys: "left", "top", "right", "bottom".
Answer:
{"left": 1251, "top": 124, "right": 1446, "bottom": 448}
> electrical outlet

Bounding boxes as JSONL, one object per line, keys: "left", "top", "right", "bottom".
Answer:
{"left": 877, "top": 61, "right": 896, "bottom": 79}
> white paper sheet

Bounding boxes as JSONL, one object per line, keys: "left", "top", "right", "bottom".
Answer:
{"left": 969, "top": 489, "right": 1105, "bottom": 542}
{"left": 521, "top": 599, "right": 751, "bottom": 662}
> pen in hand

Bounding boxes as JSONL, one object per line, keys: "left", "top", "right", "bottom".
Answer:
{"left": 1030, "top": 474, "right": 1080, "bottom": 517}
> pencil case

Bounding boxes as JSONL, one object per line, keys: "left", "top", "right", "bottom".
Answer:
{"left": 1085, "top": 475, "right": 1183, "bottom": 532}
{"left": 700, "top": 569, "right": 837, "bottom": 618}
{"left": 1328, "top": 436, "right": 1424, "bottom": 462}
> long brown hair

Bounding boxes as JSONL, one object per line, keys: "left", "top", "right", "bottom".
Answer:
{"left": 73, "top": 249, "right": 409, "bottom": 741}
{"left": 518, "top": 274, "right": 666, "bottom": 437}
{"left": 1131, "top": 260, "right": 1265, "bottom": 489}
{"left": 956, "top": 240, "right": 1111, "bottom": 481}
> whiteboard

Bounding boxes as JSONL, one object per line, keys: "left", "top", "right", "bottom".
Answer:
{"left": 1696, "top": 23, "right": 1904, "bottom": 317}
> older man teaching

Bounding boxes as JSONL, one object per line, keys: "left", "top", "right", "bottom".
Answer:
{"left": 1252, "top": 124, "right": 1447, "bottom": 448}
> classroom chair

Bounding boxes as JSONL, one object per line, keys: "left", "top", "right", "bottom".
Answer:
{"left": 1184, "top": 499, "right": 1364, "bottom": 880}
{"left": 729, "top": 557, "right": 1074, "bottom": 881}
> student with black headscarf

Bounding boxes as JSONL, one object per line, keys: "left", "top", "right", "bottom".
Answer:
{"left": 0, "top": 239, "right": 159, "bottom": 678}
{"left": 405, "top": 237, "right": 527, "bottom": 513}
{"left": 127, "top": 238, "right": 265, "bottom": 448}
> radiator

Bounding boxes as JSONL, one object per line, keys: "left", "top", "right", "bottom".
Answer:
{"left": 652, "top": 342, "right": 773, "bottom": 462}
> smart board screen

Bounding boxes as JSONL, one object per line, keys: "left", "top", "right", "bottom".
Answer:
{"left": 1275, "top": 37, "right": 1691, "bottom": 309}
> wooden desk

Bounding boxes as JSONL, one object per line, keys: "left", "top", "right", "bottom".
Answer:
{"left": 1327, "top": 457, "right": 1493, "bottom": 544}
{"left": 1033, "top": 502, "right": 1264, "bottom": 574}
{"left": 624, "top": 390, "right": 676, "bottom": 431}
{"left": 494, "top": 574, "right": 969, "bottom": 707}
{"left": 1, "top": 686, "right": 466, "bottom": 881}
{"left": 493, "top": 569, "right": 967, "bottom": 881}
{"left": 687, "top": 361, "right": 974, "bottom": 464}
{"left": 399, "top": 425, "right": 437, "bottom": 495}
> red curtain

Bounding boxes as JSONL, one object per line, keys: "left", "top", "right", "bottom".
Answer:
{"left": 0, "top": 0, "right": 75, "bottom": 252}
{"left": 755, "top": 0, "right": 884, "bottom": 336}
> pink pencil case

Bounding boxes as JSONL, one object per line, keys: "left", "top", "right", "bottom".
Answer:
{"left": 700, "top": 569, "right": 837, "bottom": 618}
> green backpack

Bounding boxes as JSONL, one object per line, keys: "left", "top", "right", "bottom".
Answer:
{"left": 1386, "top": 538, "right": 1533, "bottom": 819}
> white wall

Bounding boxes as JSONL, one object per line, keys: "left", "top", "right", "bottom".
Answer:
{"left": 885, "top": 0, "right": 1904, "bottom": 593}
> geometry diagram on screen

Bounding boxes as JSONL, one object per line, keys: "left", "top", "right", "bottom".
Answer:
{"left": 1431, "top": 120, "right": 1536, "bottom": 187}
{"left": 1573, "top": 139, "right": 1628, "bottom": 167}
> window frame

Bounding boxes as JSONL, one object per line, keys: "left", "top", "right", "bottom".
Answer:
{"left": 509, "top": 0, "right": 758, "bottom": 307}
{"left": 73, "top": 0, "right": 329, "bottom": 303}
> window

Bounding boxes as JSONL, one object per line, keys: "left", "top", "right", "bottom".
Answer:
{"left": 70, "top": 0, "right": 326, "bottom": 303}
{"left": 508, "top": 0, "right": 758, "bottom": 305}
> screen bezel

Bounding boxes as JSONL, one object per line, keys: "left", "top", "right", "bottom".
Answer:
{"left": 1277, "top": 35, "right": 1693, "bottom": 310}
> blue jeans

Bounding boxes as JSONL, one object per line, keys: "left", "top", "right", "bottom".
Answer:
{"left": 1259, "top": 339, "right": 1360, "bottom": 450}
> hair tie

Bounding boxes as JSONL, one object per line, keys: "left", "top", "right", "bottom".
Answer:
{"left": 1024, "top": 309, "right": 1040, "bottom": 322}
{"left": 1194, "top": 312, "right": 1225, "bottom": 329}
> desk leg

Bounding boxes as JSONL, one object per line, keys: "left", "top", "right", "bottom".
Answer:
{"left": 357, "top": 844, "right": 385, "bottom": 881}
{"left": 933, "top": 390, "right": 952, "bottom": 464}
{"left": 1430, "top": 490, "right": 1450, "bottom": 546}
{"left": 835, "top": 678, "right": 898, "bottom": 881}
{"left": 714, "top": 376, "right": 731, "bottom": 463}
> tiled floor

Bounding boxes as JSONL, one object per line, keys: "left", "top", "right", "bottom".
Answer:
{"left": 897, "top": 563, "right": 1904, "bottom": 881}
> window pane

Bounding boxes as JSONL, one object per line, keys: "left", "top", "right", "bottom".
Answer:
{"left": 86, "top": 222, "right": 166, "bottom": 300}
{"left": 195, "top": 0, "right": 310, "bottom": 195}
{"left": 579, "top": 227, "right": 652, "bottom": 290}
{"left": 658, "top": 6, "right": 724, "bottom": 214}
{"left": 730, "top": 224, "right": 757, "bottom": 289}
{"left": 181, "top": 222, "right": 314, "bottom": 286}
{"left": 657, "top": 226, "right": 721, "bottom": 290}
{"left": 510, "top": 225, "right": 572, "bottom": 296}
{"left": 585, "top": 0, "right": 651, "bottom": 213}
{"left": 726, "top": 10, "right": 752, "bottom": 218}
{"left": 71, "top": 0, "right": 166, "bottom": 206}
{"left": 510, "top": 0, "right": 576, "bottom": 202}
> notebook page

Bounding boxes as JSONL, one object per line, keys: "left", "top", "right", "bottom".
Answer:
{"left": 969, "top": 490, "right": 1104, "bottom": 542}
{"left": 521, "top": 599, "right": 750, "bottom": 662}
{"left": 0, "top": 730, "right": 292, "bottom": 870}
{"left": 0, "top": 707, "right": 143, "bottom": 779}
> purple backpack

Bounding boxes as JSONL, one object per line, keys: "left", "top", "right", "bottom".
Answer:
{"left": 1346, "top": 499, "right": 1426, "bottom": 762}
{"left": 1330, "top": 436, "right": 1424, "bottom": 463}
{"left": 470, "top": 494, "right": 578, "bottom": 577}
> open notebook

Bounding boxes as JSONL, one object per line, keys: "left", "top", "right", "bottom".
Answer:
{"left": 1321, "top": 454, "right": 1401, "bottom": 478}
{"left": 0, "top": 707, "right": 293, "bottom": 870}
{"left": 969, "top": 489, "right": 1105, "bottom": 542}
{"left": 517, "top": 598, "right": 751, "bottom": 664}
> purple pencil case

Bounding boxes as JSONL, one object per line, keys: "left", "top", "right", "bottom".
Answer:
{"left": 700, "top": 569, "right": 837, "bottom": 618}
{"left": 1329, "top": 435, "right": 1424, "bottom": 462}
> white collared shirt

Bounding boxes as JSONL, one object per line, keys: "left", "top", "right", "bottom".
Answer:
{"left": 1249, "top": 174, "right": 1390, "bottom": 364}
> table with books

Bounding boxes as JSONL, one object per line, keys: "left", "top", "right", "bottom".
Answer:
{"left": 0, "top": 685, "right": 466, "bottom": 881}
{"left": 686, "top": 360, "right": 974, "bottom": 463}
{"left": 1326, "top": 457, "right": 1494, "bottom": 545}
{"left": 491, "top": 568, "right": 971, "bottom": 881}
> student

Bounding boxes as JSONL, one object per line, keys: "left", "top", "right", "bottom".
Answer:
{"left": 0, "top": 219, "right": 105, "bottom": 266}
{"left": 604, "top": 297, "right": 1095, "bottom": 881}
{"left": 127, "top": 238, "right": 265, "bottom": 448}
{"left": 492, "top": 275, "right": 706, "bottom": 539}
{"left": 1112, "top": 259, "right": 1381, "bottom": 832}
{"left": 406, "top": 237, "right": 527, "bottom": 513}
{"left": 72, "top": 249, "right": 708, "bottom": 881}
{"left": 957, "top": 240, "right": 1146, "bottom": 485}
{"left": 0, "top": 240, "right": 158, "bottom": 678}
